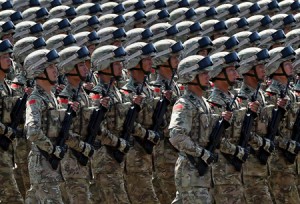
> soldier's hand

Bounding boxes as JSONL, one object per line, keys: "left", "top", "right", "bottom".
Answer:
{"left": 234, "top": 146, "right": 249, "bottom": 163}
{"left": 133, "top": 94, "right": 144, "bottom": 106}
{"left": 52, "top": 145, "right": 67, "bottom": 159}
{"left": 286, "top": 140, "right": 300, "bottom": 155}
{"left": 116, "top": 138, "right": 130, "bottom": 153}
{"left": 70, "top": 101, "right": 80, "bottom": 112}
{"left": 262, "top": 138, "right": 275, "bottom": 153}
{"left": 163, "top": 90, "right": 172, "bottom": 101}
{"left": 200, "top": 149, "right": 216, "bottom": 165}
{"left": 24, "top": 87, "right": 33, "bottom": 95}
{"left": 100, "top": 96, "right": 110, "bottom": 108}
{"left": 277, "top": 97, "right": 288, "bottom": 109}
{"left": 145, "top": 130, "right": 160, "bottom": 145}
{"left": 79, "top": 141, "right": 94, "bottom": 158}
{"left": 248, "top": 101, "right": 260, "bottom": 113}
{"left": 222, "top": 111, "right": 233, "bottom": 122}
{"left": 83, "top": 82, "right": 94, "bottom": 91}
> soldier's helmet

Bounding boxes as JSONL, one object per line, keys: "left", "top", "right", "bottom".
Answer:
{"left": 61, "top": 0, "right": 84, "bottom": 7}
{"left": 169, "top": 7, "right": 197, "bottom": 25}
{"left": 145, "top": 9, "right": 170, "bottom": 27}
{"left": 75, "top": 31, "right": 100, "bottom": 48}
{"left": 49, "top": 5, "right": 77, "bottom": 20}
{"left": 201, "top": 19, "right": 228, "bottom": 40}
{"left": 292, "top": 48, "right": 300, "bottom": 74}
{"left": 91, "top": 45, "right": 127, "bottom": 71}
{"left": 234, "top": 31, "right": 261, "bottom": 51}
{"left": 153, "top": 39, "right": 184, "bottom": 67}
{"left": 13, "top": 0, "right": 40, "bottom": 12}
{"left": 76, "top": 3, "right": 102, "bottom": 16}
{"left": 209, "top": 51, "right": 240, "bottom": 79}
{"left": 144, "top": 0, "right": 167, "bottom": 13}
{"left": 238, "top": 2, "right": 260, "bottom": 18}
{"left": 39, "top": 0, "right": 62, "bottom": 10}
{"left": 238, "top": 47, "right": 270, "bottom": 75}
{"left": 225, "top": 17, "right": 249, "bottom": 37}
{"left": 123, "top": 10, "right": 146, "bottom": 30}
{"left": 0, "top": 20, "right": 15, "bottom": 40}
{"left": 124, "top": 42, "right": 157, "bottom": 69}
{"left": 211, "top": 36, "right": 240, "bottom": 54}
{"left": 177, "top": 55, "right": 213, "bottom": 84}
{"left": 194, "top": 6, "right": 218, "bottom": 22}
{"left": 122, "top": 0, "right": 146, "bottom": 13}
{"left": 58, "top": 46, "right": 90, "bottom": 73}
{"left": 279, "top": 0, "right": 300, "bottom": 15}
{"left": 43, "top": 18, "right": 71, "bottom": 40}
{"left": 0, "top": 10, "right": 23, "bottom": 24}
{"left": 14, "top": 21, "right": 44, "bottom": 42}
{"left": 266, "top": 46, "right": 295, "bottom": 76}
{"left": 257, "top": 0, "right": 280, "bottom": 16}
{"left": 285, "top": 29, "right": 300, "bottom": 49}
{"left": 216, "top": 4, "right": 240, "bottom": 20}
{"left": 22, "top": 7, "right": 49, "bottom": 23}
{"left": 101, "top": 1, "right": 118, "bottom": 15}
{"left": 46, "top": 34, "right": 77, "bottom": 52}
{"left": 150, "top": 22, "right": 179, "bottom": 41}
{"left": 248, "top": 15, "right": 273, "bottom": 32}
{"left": 24, "top": 48, "right": 60, "bottom": 79}
{"left": 0, "top": 39, "right": 12, "bottom": 56}
{"left": 0, "top": 0, "right": 13, "bottom": 11}
{"left": 124, "top": 27, "right": 153, "bottom": 47}
{"left": 271, "top": 13, "right": 296, "bottom": 31}
{"left": 71, "top": 15, "right": 100, "bottom": 33}
{"left": 13, "top": 36, "right": 46, "bottom": 64}
{"left": 182, "top": 36, "right": 213, "bottom": 58}
{"left": 259, "top": 29, "right": 286, "bottom": 49}
{"left": 176, "top": 21, "right": 202, "bottom": 42}
{"left": 97, "top": 26, "right": 127, "bottom": 46}
{"left": 98, "top": 13, "right": 126, "bottom": 29}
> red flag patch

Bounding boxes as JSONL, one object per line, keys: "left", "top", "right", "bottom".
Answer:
{"left": 90, "top": 93, "right": 101, "bottom": 100}
{"left": 153, "top": 87, "right": 160, "bottom": 93}
{"left": 58, "top": 98, "right": 69, "bottom": 104}
{"left": 173, "top": 103, "right": 184, "bottom": 111}
{"left": 27, "top": 99, "right": 36, "bottom": 105}
{"left": 11, "top": 83, "right": 20, "bottom": 89}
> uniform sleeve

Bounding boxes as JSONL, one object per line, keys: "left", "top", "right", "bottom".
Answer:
{"left": 25, "top": 97, "right": 54, "bottom": 154}
{"left": 168, "top": 99, "right": 203, "bottom": 157}
{"left": 96, "top": 123, "right": 119, "bottom": 147}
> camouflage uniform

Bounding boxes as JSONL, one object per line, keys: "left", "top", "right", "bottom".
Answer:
{"left": 57, "top": 46, "right": 93, "bottom": 204}
{"left": 24, "top": 49, "right": 64, "bottom": 204}
{"left": 0, "top": 39, "right": 23, "bottom": 203}
{"left": 169, "top": 55, "right": 218, "bottom": 204}
{"left": 265, "top": 46, "right": 300, "bottom": 204}
{"left": 89, "top": 45, "right": 131, "bottom": 204}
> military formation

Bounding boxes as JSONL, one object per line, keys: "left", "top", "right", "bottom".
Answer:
{"left": 1, "top": 0, "right": 300, "bottom": 203}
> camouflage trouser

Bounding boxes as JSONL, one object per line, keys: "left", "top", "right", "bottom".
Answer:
{"left": 243, "top": 175, "right": 273, "bottom": 204}
{"left": 90, "top": 172, "right": 130, "bottom": 204}
{"left": 171, "top": 187, "right": 213, "bottom": 204}
{"left": 25, "top": 182, "right": 64, "bottom": 204}
{"left": 0, "top": 168, "right": 24, "bottom": 204}
{"left": 269, "top": 172, "right": 300, "bottom": 204}
{"left": 125, "top": 172, "right": 160, "bottom": 204}
{"left": 13, "top": 138, "right": 31, "bottom": 199}
{"left": 63, "top": 178, "right": 91, "bottom": 204}
{"left": 214, "top": 184, "right": 245, "bottom": 204}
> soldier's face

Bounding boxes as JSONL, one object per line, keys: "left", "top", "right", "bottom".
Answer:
{"left": 0, "top": 53, "right": 11, "bottom": 69}
{"left": 197, "top": 49, "right": 208, "bottom": 56}
{"left": 224, "top": 66, "right": 239, "bottom": 83}
{"left": 46, "top": 64, "right": 58, "bottom": 81}
{"left": 198, "top": 71, "right": 210, "bottom": 87}
{"left": 254, "top": 64, "right": 266, "bottom": 81}
{"left": 77, "top": 61, "right": 88, "bottom": 78}
{"left": 88, "top": 44, "right": 96, "bottom": 55}
{"left": 142, "top": 56, "right": 153, "bottom": 72}
{"left": 170, "top": 55, "right": 179, "bottom": 69}
{"left": 282, "top": 60, "right": 294, "bottom": 76}
{"left": 112, "top": 61, "right": 123, "bottom": 77}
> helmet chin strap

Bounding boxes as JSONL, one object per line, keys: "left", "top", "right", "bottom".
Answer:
{"left": 243, "top": 65, "right": 261, "bottom": 82}
{"left": 0, "top": 61, "right": 11, "bottom": 74}
{"left": 131, "top": 60, "right": 151, "bottom": 75}
{"left": 35, "top": 69, "right": 57, "bottom": 85}
{"left": 98, "top": 63, "right": 122, "bottom": 81}
{"left": 65, "top": 65, "right": 87, "bottom": 82}
{"left": 213, "top": 69, "right": 236, "bottom": 86}
{"left": 188, "top": 75, "right": 209, "bottom": 91}
{"left": 270, "top": 63, "right": 290, "bottom": 78}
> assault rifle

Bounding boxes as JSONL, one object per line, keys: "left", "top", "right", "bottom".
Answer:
{"left": 113, "top": 76, "right": 146, "bottom": 163}
{"left": 283, "top": 109, "right": 300, "bottom": 164}
{"left": 0, "top": 80, "right": 33, "bottom": 151}
{"left": 230, "top": 83, "right": 261, "bottom": 171}
{"left": 143, "top": 71, "right": 176, "bottom": 154}
{"left": 75, "top": 79, "right": 113, "bottom": 166}
{"left": 40, "top": 82, "right": 82, "bottom": 170}
{"left": 187, "top": 95, "right": 237, "bottom": 176}
{"left": 257, "top": 79, "right": 290, "bottom": 165}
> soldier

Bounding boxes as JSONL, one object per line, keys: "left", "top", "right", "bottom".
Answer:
{"left": 57, "top": 46, "right": 94, "bottom": 204}
{"left": 168, "top": 55, "right": 230, "bottom": 204}
{"left": 265, "top": 46, "right": 300, "bottom": 204}
{"left": 89, "top": 45, "right": 132, "bottom": 204}
{"left": 0, "top": 39, "right": 23, "bottom": 203}
{"left": 207, "top": 51, "right": 251, "bottom": 203}
{"left": 237, "top": 47, "right": 275, "bottom": 203}
{"left": 23, "top": 48, "right": 66, "bottom": 203}
{"left": 151, "top": 39, "right": 184, "bottom": 204}
{"left": 122, "top": 42, "right": 168, "bottom": 204}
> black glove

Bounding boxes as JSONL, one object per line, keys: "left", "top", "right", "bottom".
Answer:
{"left": 52, "top": 145, "right": 67, "bottom": 159}
{"left": 145, "top": 130, "right": 160, "bottom": 145}
{"left": 200, "top": 149, "right": 217, "bottom": 165}
{"left": 116, "top": 138, "right": 130, "bottom": 153}
{"left": 234, "top": 146, "right": 249, "bottom": 163}
{"left": 262, "top": 138, "right": 275, "bottom": 153}
{"left": 286, "top": 140, "right": 300, "bottom": 155}
{"left": 80, "top": 142, "right": 94, "bottom": 158}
